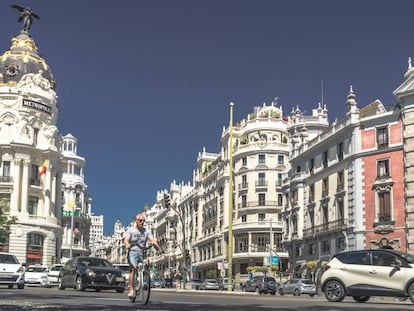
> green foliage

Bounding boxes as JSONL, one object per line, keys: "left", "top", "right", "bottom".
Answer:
{"left": 270, "top": 265, "right": 279, "bottom": 272}
{"left": 0, "top": 199, "right": 17, "bottom": 244}
{"left": 206, "top": 269, "right": 217, "bottom": 278}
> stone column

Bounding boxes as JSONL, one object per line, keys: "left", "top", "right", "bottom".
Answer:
{"left": 21, "top": 159, "right": 30, "bottom": 215}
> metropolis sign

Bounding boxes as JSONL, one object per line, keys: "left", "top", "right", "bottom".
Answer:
{"left": 22, "top": 99, "right": 52, "bottom": 115}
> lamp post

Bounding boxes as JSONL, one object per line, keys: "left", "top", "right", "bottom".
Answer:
{"left": 227, "top": 102, "right": 234, "bottom": 292}
{"left": 68, "top": 202, "right": 74, "bottom": 259}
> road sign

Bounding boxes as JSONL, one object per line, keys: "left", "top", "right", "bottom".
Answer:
{"left": 264, "top": 256, "right": 279, "bottom": 265}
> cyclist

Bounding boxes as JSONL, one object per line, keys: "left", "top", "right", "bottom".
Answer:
{"left": 124, "top": 213, "right": 163, "bottom": 298}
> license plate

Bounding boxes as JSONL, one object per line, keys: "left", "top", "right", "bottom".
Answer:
{"left": 115, "top": 277, "right": 124, "bottom": 282}
{"left": 0, "top": 274, "right": 13, "bottom": 278}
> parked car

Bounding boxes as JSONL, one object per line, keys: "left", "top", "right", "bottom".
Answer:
{"left": 152, "top": 277, "right": 165, "bottom": 288}
{"left": 58, "top": 256, "right": 125, "bottom": 293}
{"left": 47, "top": 264, "right": 64, "bottom": 285}
{"left": 191, "top": 278, "right": 203, "bottom": 290}
{"left": 0, "top": 252, "right": 25, "bottom": 289}
{"left": 321, "top": 249, "right": 414, "bottom": 303}
{"left": 278, "top": 278, "right": 316, "bottom": 296}
{"left": 241, "top": 276, "right": 277, "bottom": 295}
{"left": 164, "top": 278, "right": 173, "bottom": 288}
{"left": 25, "top": 265, "right": 51, "bottom": 287}
{"left": 218, "top": 277, "right": 235, "bottom": 291}
{"left": 199, "top": 278, "right": 219, "bottom": 290}
{"left": 113, "top": 263, "right": 130, "bottom": 287}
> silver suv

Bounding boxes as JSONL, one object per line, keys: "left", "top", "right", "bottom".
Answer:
{"left": 321, "top": 249, "right": 414, "bottom": 303}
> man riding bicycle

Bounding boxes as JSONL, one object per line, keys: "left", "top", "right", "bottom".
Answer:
{"left": 124, "top": 213, "right": 162, "bottom": 298}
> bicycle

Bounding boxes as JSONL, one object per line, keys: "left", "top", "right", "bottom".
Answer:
{"left": 128, "top": 243, "right": 153, "bottom": 305}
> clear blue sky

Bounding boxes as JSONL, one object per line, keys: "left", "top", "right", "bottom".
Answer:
{"left": 0, "top": 1, "right": 413, "bottom": 234}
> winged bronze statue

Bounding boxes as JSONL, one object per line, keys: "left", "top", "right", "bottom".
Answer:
{"left": 11, "top": 4, "right": 40, "bottom": 33}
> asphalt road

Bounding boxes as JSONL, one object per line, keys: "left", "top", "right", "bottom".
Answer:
{"left": 1, "top": 285, "right": 413, "bottom": 311}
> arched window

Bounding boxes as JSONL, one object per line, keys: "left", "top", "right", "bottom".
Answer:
{"left": 26, "top": 233, "right": 44, "bottom": 265}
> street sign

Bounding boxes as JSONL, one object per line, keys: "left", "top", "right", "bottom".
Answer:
{"left": 264, "top": 256, "right": 279, "bottom": 265}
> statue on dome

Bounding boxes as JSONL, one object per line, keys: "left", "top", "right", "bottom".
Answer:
{"left": 11, "top": 4, "right": 40, "bottom": 33}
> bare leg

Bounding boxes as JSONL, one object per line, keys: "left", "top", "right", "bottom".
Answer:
{"left": 128, "top": 268, "right": 135, "bottom": 296}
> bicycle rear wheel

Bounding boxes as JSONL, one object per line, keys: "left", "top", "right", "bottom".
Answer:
{"left": 141, "top": 269, "right": 151, "bottom": 305}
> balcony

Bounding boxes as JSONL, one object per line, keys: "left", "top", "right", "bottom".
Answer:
{"left": 238, "top": 182, "right": 248, "bottom": 190}
{"left": 255, "top": 180, "right": 268, "bottom": 190}
{"left": 0, "top": 176, "right": 12, "bottom": 183}
{"left": 313, "top": 219, "right": 348, "bottom": 235}
{"left": 29, "top": 178, "right": 40, "bottom": 186}
{"left": 237, "top": 201, "right": 277, "bottom": 210}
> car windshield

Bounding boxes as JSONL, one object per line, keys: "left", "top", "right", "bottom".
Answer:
{"left": 301, "top": 279, "right": 314, "bottom": 284}
{"left": 79, "top": 258, "right": 113, "bottom": 268}
{"left": 50, "top": 266, "right": 63, "bottom": 272}
{"left": 27, "top": 267, "right": 47, "bottom": 272}
{"left": 0, "top": 254, "right": 18, "bottom": 264}
{"left": 115, "top": 265, "right": 130, "bottom": 272}
{"left": 397, "top": 251, "right": 414, "bottom": 263}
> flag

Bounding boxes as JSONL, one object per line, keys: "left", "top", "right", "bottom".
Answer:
{"left": 38, "top": 159, "right": 48, "bottom": 176}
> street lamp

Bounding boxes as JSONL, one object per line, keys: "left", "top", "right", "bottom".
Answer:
{"left": 68, "top": 202, "right": 80, "bottom": 259}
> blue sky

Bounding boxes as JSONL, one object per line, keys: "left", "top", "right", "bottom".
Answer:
{"left": 0, "top": 1, "right": 413, "bottom": 234}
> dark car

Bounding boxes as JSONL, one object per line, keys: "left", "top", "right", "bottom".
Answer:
{"left": 242, "top": 276, "right": 277, "bottom": 295}
{"left": 164, "top": 278, "right": 174, "bottom": 288}
{"left": 58, "top": 257, "right": 125, "bottom": 293}
{"left": 151, "top": 277, "right": 165, "bottom": 288}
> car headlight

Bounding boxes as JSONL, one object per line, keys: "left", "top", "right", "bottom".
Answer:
{"left": 17, "top": 266, "right": 24, "bottom": 273}
{"left": 85, "top": 269, "right": 96, "bottom": 277}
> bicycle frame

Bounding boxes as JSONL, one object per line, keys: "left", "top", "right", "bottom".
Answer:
{"left": 129, "top": 244, "right": 152, "bottom": 305}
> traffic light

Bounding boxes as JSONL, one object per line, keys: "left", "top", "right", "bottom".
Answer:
{"left": 164, "top": 193, "right": 170, "bottom": 208}
{"left": 185, "top": 249, "right": 190, "bottom": 259}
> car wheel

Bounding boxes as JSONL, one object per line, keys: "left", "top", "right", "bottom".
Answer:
{"left": 17, "top": 284, "right": 24, "bottom": 289}
{"left": 58, "top": 278, "right": 65, "bottom": 290}
{"left": 408, "top": 282, "right": 414, "bottom": 303}
{"left": 8, "top": 285, "right": 13, "bottom": 289}
{"left": 352, "top": 296, "right": 370, "bottom": 303}
{"left": 116, "top": 288, "right": 125, "bottom": 293}
{"left": 324, "top": 280, "right": 345, "bottom": 302}
{"left": 75, "top": 276, "right": 85, "bottom": 291}
{"left": 271, "top": 291, "right": 276, "bottom": 295}
{"left": 294, "top": 289, "right": 300, "bottom": 296}
{"left": 278, "top": 288, "right": 284, "bottom": 295}
{"left": 95, "top": 288, "right": 101, "bottom": 292}
{"left": 309, "top": 294, "right": 315, "bottom": 297}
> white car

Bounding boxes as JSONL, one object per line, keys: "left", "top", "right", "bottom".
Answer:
{"left": 0, "top": 252, "right": 25, "bottom": 289}
{"left": 25, "top": 265, "right": 50, "bottom": 287}
{"left": 47, "top": 264, "right": 64, "bottom": 285}
{"left": 321, "top": 249, "right": 414, "bottom": 303}
{"left": 113, "top": 263, "right": 130, "bottom": 287}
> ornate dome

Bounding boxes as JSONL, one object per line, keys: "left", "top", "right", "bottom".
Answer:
{"left": 0, "top": 32, "right": 56, "bottom": 89}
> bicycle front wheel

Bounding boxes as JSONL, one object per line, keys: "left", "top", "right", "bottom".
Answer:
{"left": 141, "top": 269, "right": 151, "bottom": 305}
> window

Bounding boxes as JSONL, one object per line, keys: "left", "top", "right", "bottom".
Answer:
{"left": 277, "top": 194, "right": 283, "bottom": 206}
{"left": 258, "top": 172, "right": 266, "bottom": 186}
{"left": 377, "top": 159, "right": 389, "bottom": 178}
{"left": 30, "top": 164, "right": 40, "bottom": 186}
{"left": 278, "top": 155, "right": 284, "bottom": 165}
{"left": 258, "top": 193, "right": 266, "bottom": 206}
{"left": 242, "top": 157, "right": 247, "bottom": 166}
{"left": 33, "top": 128, "right": 39, "bottom": 146}
{"left": 322, "top": 178, "right": 329, "bottom": 195}
{"left": 74, "top": 165, "right": 81, "bottom": 176}
{"left": 26, "top": 233, "right": 44, "bottom": 265}
{"left": 338, "top": 200, "right": 344, "bottom": 222}
{"left": 277, "top": 173, "right": 283, "bottom": 186}
{"left": 337, "top": 237, "right": 345, "bottom": 250}
{"left": 241, "top": 175, "right": 248, "bottom": 188}
{"left": 241, "top": 195, "right": 247, "bottom": 208}
{"left": 322, "top": 240, "right": 330, "bottom": 252}
{"left": 258, "top": 154, "right": 266, "bottom": 164}
{"left": 323, "top": 151, "right": 328, "bottom": 168}
{"left": 241, "top": 215, "right": 247, "bottom": 222}
{"left": 377, "top": 127, "right": 388, "bottom": 148}
{"left": 28, "top": 196, "right": 38, "bottom": 215}
{"left": 308, "top": 243, "right": 315, "bottom": 255}
{"left": 309, "top": 184, "right": 315, "bottom": 203}
{"left": 338, "top": 142, "right": 344, "bottom": 160}
{"left": 378, "top": 190, "right": 391, "bottom": 222}
{"left": 2, "top": 161, "right": 10, "bottom": 177}
{"left": 337, "top": 171, "right": 344, "bottom": 191}
{"left": 258, "top": 213, "right": 265, "bottom": 221}
{"left": 309, "top": 158, "right": 314, "bottom": 174}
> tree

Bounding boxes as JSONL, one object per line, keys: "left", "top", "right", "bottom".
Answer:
{"left": 0, "top": 198, "right": 17, "bottom": 245}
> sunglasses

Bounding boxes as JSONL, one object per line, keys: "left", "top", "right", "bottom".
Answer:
{"left": 136, "top": 219, "right": 145, "bottom": 223}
